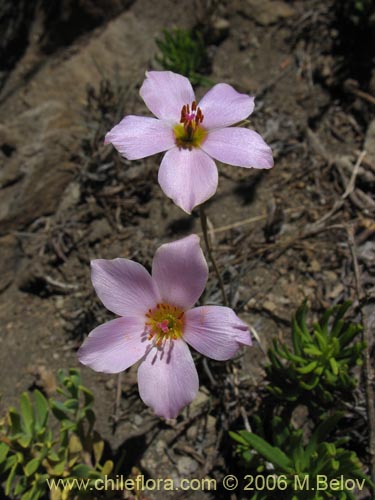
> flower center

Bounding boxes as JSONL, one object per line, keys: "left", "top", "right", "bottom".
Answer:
{"left": 173, "top": 101, "right": 206, "bottom": 149}
{"left": 145, "top": 303, "right": 184, "bottom": 346}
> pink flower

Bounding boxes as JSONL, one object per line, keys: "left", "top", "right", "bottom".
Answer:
{"left": 105, "top": 71, "right": 273, "bottom": 213}
{"left": 78, "top": 235, "right": 251, "bottom": 419}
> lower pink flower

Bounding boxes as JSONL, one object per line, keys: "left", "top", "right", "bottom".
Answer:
{"left": 78, "top": 235, "right": 251, "bottom": 419}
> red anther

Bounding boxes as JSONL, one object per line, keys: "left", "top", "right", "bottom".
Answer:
{"left": 192, "top": 101, "right": 197, "bottom": 111}
{"left": 180, "top": 105, "right": 186, "bottom": 123}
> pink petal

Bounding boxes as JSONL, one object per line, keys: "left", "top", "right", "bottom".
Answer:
{"left": 91, "top": 259, "right": 160, "bottom": 317}
{"left": 78, "top": 317, "right": 148, "bottom": 373}
{"left": 152, "top": 235, "right": 208, "bottom": 310}
{"left": 158, "top": 147, "right": 218, "bottom": 213}
{"left": 198, "top": 83, "right": 254, "bottom": 129}
{"left": 201, "top": 127, "right": 273, "bottom": 168}
{"left": 104, "top": 116, "right": 174, "bottom": 160}
{"left": 140, "top": 71, "right": 195, "bottom": 122}
{"left": 183, "top": 306, "right": 251, "bottom": 361}
{"left": 137, "top": 339, "right": 199, "bottom": 418}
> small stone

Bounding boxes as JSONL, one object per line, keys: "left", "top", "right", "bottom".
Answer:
{"left": 263, "top": 300, "right": 277, "bottom": 313}
{"left": 238, "top": 0, "right": 295, "bottom": 26}
{"left": 328, "top": 283, "right": 344, "bottom": 299}
{"left": 209, "top": 17, "right": 230, "bottom": 44}
{"left": 177, "top": 456, "right": 198, "bottom": 476}
{"left": 58, "top": 181, "right": 81, "bottom": 212}
{"left": 310, "top": 259, "right": 321, "bottom": 272}
{"left": 105, "top": 378, "right": 115, "bottom": 390}
{"left": 133, "top": 414, "right": 143, "bottom": 426}
{"left": 188, "top": 390, "right": 210, "bottom": 416}
{"left": 323, "top": 271, "right": 338, "bottom": 282}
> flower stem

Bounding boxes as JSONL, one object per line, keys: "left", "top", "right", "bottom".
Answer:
{"left": 199, "top": 206, "right": 228, "bottom": 306}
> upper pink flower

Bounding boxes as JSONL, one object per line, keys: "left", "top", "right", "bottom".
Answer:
{"left": 105, "top": 71, "right": 273, "bottom": 214}
{"left": 78, "top": 235, "right": 251, "bottom": 419}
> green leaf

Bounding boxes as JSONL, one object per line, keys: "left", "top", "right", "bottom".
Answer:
{"left": 231, "top": 431, "right": 292, "bottom": 472}
{"left": 331, "top": 302, "right": 351, "bottom": 335}
{"left": 319, "top": 307, "right": 333, "bottom": 335}
{"left": 5, "top": 460, "right": 18, "bottom": 495}
{"left": 0, "top": 442, "right": 10, "bottom": 462}
{"left": 295, "top": 302, "right": 312, "bottom": 340}
{"left": 8, "top": 407, "right": 22, "bottom": 435}
{"left": 14, "top": 477, "right": 27, "bottom": 496}
{"left": 329, "top": 357, "right": 339, "bottom": 375}
{"left": 296, "top": 361, "right": 318, "bottom": 374}
{"left": 24, "top": 457, "right": 40, "bottom": 477}
{"left": 63, "top": 399, "right": 79, "bottom": 411}
{"left": 51, "top": 401, "right": 70, "bottom": 419}
{"left": 306, "top": 414, "right": 343, "bottom": 458}
{"left": 80, "top": 386, "right": 94, "bottom": 408}
{"left": 17, "top": 435, "right": 32, "bottom": 448}
{"left": 20, "top": 393, "right": 34, "bottom": 436}
{"left": 33, "top": 390, "right": 49, "bottom": 432}
{"left": 314, "top": 331, "right": 328, "bottom": 352}
{"left": 92, "top": 432, "right": 104, "bottom": 465}
{"left": 50, "top": 460, "right": 66, "bottom": 476}
{"left": 71, "top": 463, "right": 97, "bottom": 478}
{"left": 291, "top": 316, "right": 303, "bottom": 355}
{"left": 303, "top": 345, "right": 322, "bottom": 357}
{"left": 300, "top": 377, "right": 319, "bottom": 390}
{"left": 101, "top": 460, "right": 113, "bottom": 475}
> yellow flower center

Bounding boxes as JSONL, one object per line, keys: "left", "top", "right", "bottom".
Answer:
{"left": 145, "top": 303, "right": 184, "bottom": 346}
{"left": 174, "top": 101, "right": 207, "bottom": 149}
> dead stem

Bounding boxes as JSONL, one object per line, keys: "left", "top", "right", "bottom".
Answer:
{"left": 199, "top": 205, "right": 228, "bottom": 306}
{"left": 347, "top": 225, "right": 375, "bottom": 486}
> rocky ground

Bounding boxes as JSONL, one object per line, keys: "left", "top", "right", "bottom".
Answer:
{"left": 0, "top": 0, "right": 374, "bottom": 498}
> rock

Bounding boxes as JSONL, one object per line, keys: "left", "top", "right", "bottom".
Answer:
{"left": 238, "top": 0, "right": 295, "bottom": 26}
{"left": 177, "top": 456, "right": 198, "bottom": 475}
{"left": 0, "top": 0, "right": 35, "bottom": 76}
{"left": 28, "top": 365, "right": 57, "bottom": 395}
{"left": 0, "top": 101, "right": 79, "bottom": 234}
{"left": 40, "top": 0, "right": 133, "bottom": 54}
{"left": 0, "top": 5, "right": 163, "bottom": 235}
{"left": 187, "top": 389, "right": 210, "bottom": 417}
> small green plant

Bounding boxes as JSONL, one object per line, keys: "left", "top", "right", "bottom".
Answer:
{"left": 342, "top": 0, "right": 375, "bottom": 26}
{"left": 266, "top": 302, "right": 364, "bottom": 406}
{"left": 0, "top": 369, "right": 113, "bottom": 500}
{"left": 230, "top": 414, "right": 372, "bottom": 500}
{"left": 155, "top": 28, "right": 211, "bottom": 86}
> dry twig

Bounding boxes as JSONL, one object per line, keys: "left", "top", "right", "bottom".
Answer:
{"left": 346, "top": 226, "right": 375, "bottom": 486}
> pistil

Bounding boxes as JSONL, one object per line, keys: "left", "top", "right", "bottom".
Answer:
{"left": 174, "top": 101, "right": 206, "bottom": 149}
{"left": 145, "top": 303, "right": 185, "bottom": 347}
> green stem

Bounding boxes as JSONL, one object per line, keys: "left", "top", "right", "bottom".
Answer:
{"left": 199, "top": 206, "right": 228, "bottom": 306}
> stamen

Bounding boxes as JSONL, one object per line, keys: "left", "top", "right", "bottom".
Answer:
{"left": 145, "top": 303, "right": 185, "bottom": 347}
{"left": 175, "top": 101, "right": 206, "bottom": 149}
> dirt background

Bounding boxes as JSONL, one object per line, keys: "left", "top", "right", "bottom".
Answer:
{"left": 0, "top": 0, "right": 374, "bottom": 498}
